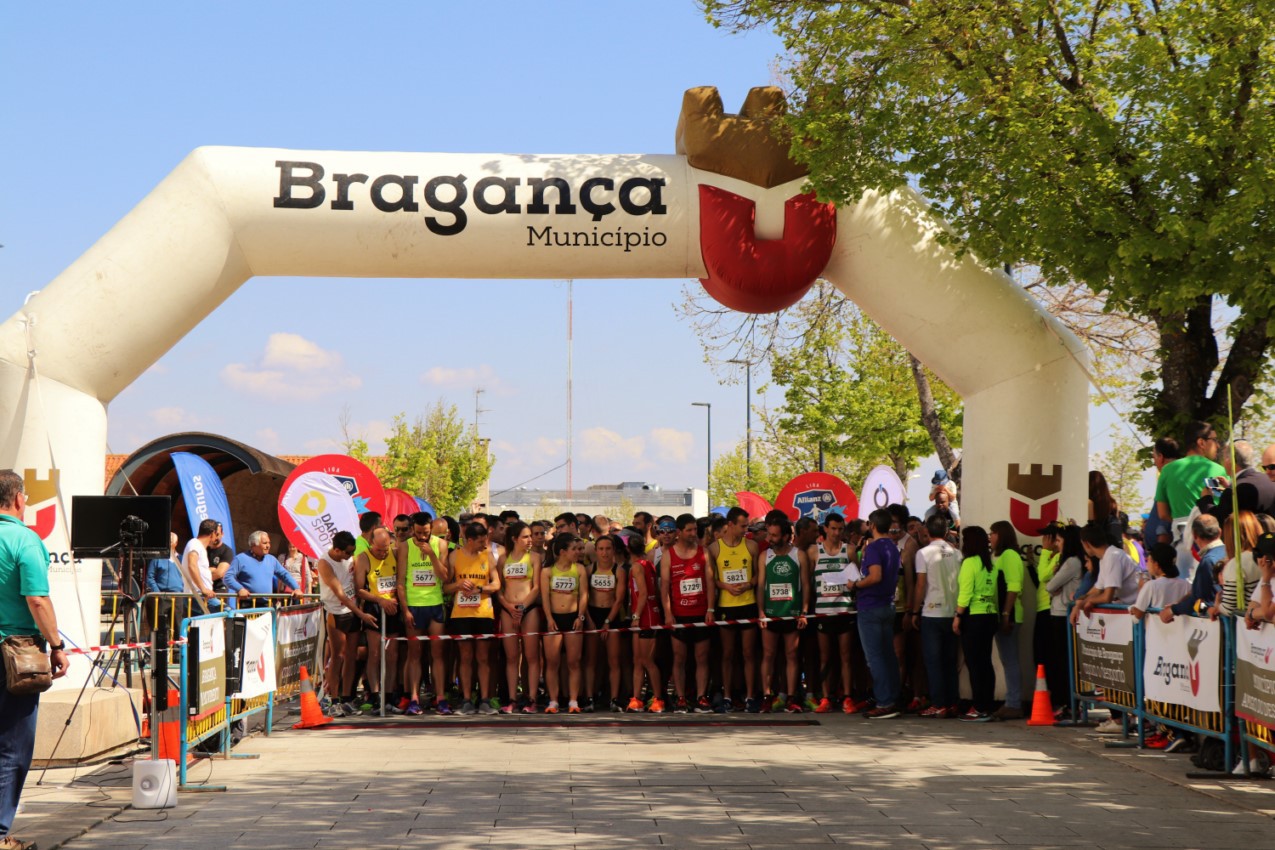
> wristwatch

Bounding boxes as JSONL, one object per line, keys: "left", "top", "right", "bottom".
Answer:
{"left": 48, "top": 642, "right": 65, "bottom": 652}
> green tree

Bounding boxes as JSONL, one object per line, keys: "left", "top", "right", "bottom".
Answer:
{"left": 768, "top": 295, "right": 963, "bottom": 481}
{"left": 343, "top": 402, "right": 495, "bottom": 517}
{"left": 703, "top": 0, "right": 1275, "bottom": 439}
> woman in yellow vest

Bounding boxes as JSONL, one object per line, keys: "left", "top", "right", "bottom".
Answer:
{"left": 540, "top": 533, "right": 588, "bottom": 714}
{"left": 443, "top": 521, "right": 501, "bottom": 715}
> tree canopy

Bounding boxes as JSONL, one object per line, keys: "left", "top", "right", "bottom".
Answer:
{"left": 703, "top": 0, "right": 1275, "bottom": 438}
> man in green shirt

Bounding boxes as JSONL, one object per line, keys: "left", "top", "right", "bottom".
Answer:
{"left": 1155, "top": 421, "right": 1226, "bottom": 575}
{"left": 0, "top": 470, "right": 69, "bottom": 849}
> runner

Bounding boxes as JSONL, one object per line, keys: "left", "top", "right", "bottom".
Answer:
{"left": 757, "top": 516, "right": 808, "bottom": 712}
{"left": 541, "top": 533, "right": 588, "bottom": 713}
{"left": 625, "top": 531, "right": 665, "bottom": 713}
{"left": 707, "top": 507, "right": 761, "bottom": 712}
{"left": 353, "top": 526, "right": 404, "bottom": 713}
{"left": 806, "top": 513, "right": 865, "bottom": 713}
{"left": 660, "top": 513, "right": 715, "bottom": 713}
{"left": 585, "top": 534, "right": 627, "bottom": 712}
{"left": 497, "top": 521, "right": 543, "bottom": 714}
{"left": 444, "top": 522, "right": 502, "bottom": 715}
{"left": 317, "top": 531, "right": 377, "bottom": 716}
{"left": 395, "top": 511, "right": 449, "bottom": 716}
{"left": 354, "top": 511, "right": 381, "bottom": 558}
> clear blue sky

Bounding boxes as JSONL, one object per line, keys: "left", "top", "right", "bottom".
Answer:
{"left": 1, "top": 3, "right": 1140, "bottom": 511}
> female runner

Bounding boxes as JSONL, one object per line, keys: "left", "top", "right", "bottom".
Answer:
{"left": 497, "top": 521, "right": 542, "bottom": 714}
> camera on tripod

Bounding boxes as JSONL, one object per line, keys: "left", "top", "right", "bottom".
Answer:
{"left": 118, "top": 515, "right": 149, "bottom": 549}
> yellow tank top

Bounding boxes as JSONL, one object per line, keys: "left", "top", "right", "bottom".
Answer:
{"left": 450, "top": 547, "right": 495, "bottom": 619}
{"left": 548, "top": 562, "right": 582, "bottom": 601}
{"left": 365, "top": 548, "right": 397, "bottom": 600}
{"left": 715, "top": 539, "right": 756, "bottom": 608}
{"left": 504, "top": 551, "right": 533, "bottom": 582}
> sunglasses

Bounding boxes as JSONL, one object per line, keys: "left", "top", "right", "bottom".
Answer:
{"left": 1264, "top": 464, "right": 1275, "bottom": 472}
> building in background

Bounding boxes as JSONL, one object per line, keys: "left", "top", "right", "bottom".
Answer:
{"left": 487, "top": 481, "right": 707, "bottom": 521}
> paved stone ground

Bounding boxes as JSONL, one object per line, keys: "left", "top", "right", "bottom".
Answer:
{"left": 18, "top": 713, "right": 1275, "bottom": 850}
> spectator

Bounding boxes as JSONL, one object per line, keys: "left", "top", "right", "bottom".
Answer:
{"left": 1206, "top": 440, "right": 1275, "bottom": 525}
{"left": 181, "top": 519, "right": 221, "bottom": 612}
{"left": 145, "top": 532, "right": 183, "bottom": 594}
{"left": 989, "top": 520, "right": 1026, "bottom": 719}
{"left": 1247, "top": 532, "right": 1275, "bottom": 624}
{"left": 223, "top": 531, "right": 301, "bottom": 603}
{"left": 1045, "top": 525, "right": 1084, "bottom": 714}
{"left": 282, "top": 541, "right": 311, "bottom": 592}
{"left": 954, "top": 526, "right": 998, "bottom": 722}
{"left": 913, "top": 514, "right": 962, "bottom": 717}
{"left": 1212, "top": 511, "right": 1262, "bottom": 618}
{"left": 1074, "top": 522, "right": 1139, "bottom": 618}
{"left": 853, "top": 508, "right": 903, "bottom": 719}
{"left": 0, "top": 469, "right": 69, "bottom": 850}
{"left": 1162, "top": 514, "right": 1226, "bottom": 622}
{"left": 1155, "top": 421, "right": 1226, "bottom": 575}
{"left": 1142, "top": 437, "right": 1182, "bottom": 550}
{"left": 1130, "top": 543, "right": 1191, "bottom": 620}
{"left": 1089, "top": 471, "right": 1122, "bottom": 546}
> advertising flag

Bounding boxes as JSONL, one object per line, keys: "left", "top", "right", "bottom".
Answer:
{"left": 858, "top": 465, "right": 907, "bottom": 521}
{"left": 774, "top": 473, "right": 858, "bottom": 523}
{"left": 279, "top": 470, "right": 360, "bottom": 558}
{"left": 231, "top": 612, "right": 276, "bottom": 700}
{"left": 172, "top": 451, "right": 235, "bottom": 550}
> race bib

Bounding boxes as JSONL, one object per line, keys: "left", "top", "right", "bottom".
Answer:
{"left": 819, "top": 576, "right": 846, "bottom": 596}
{"left": 456, "top": 592, "right": 481, "bottom": 607}
{"left": 505, "top": 563, "right": 528, "bottom": 579}
{"left": 591, "top": 573, "right": 615, "bottom": 590}
{"left": 412, "top": 569, "right": 435, "bottom": 587}
{"left": 376, "top": 576, "right": 396, "bottom": 594}
{"left": 768, "top": 583, "right": 793, "bottom": 601}
{"left": 551, "top": 575, "right": 577, "bottom": 593}
{"left": 723, "top": 568, "right": 748, "bottom": 585}
{"left": 680, "top": 577, "right": 703, "bottom": 596}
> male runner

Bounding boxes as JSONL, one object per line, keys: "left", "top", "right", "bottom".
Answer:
{"left": 660, "top": 513, "right": 716, "bottom": 713}
{"left": 392, "top": 514, "right": 412, "bottom": 544}
{"left": 354, "top": 511, "right": 382, "bottom": 558}
{"left": 353, "top": 526, "right": 403, "bottom": 712}
{"left": 316, "top": 531, "right": 377, "bottom": 715}
{"left": 444, "top": 522, "right": 502, "bottom": 715}
{"left": 707, "top": 507, "right": 761, "bottom": 712}
{"left": 396, "top": 512, "right": 449, "bottom": 715}
{"left": 806, "top": 513, "right": 865, "bottom": 713}
{"left": 758, "top": 516, "right": 808, "bottom": 711}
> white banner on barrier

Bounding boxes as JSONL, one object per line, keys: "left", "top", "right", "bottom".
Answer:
{"left": 1142, "top": 615, "right": 1221, "bottom": 713}
{"left": 232, "top": 613, "right": 276, "bottom": 700}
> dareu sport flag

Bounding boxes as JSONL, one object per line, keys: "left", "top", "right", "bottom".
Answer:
{"left": 280, "top": 471, "right": 359, "bottom": 558}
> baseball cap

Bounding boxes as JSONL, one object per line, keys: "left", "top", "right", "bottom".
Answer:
{"left": 1257, "top": 532, "right": 1275, "bottom": 559}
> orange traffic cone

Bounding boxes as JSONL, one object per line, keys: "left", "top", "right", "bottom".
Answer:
{"left": 292, "top": 665, "right": 332, "bottom": 729}
{"left": 1026, "top": 664, "right": 1055, "bottom": 727}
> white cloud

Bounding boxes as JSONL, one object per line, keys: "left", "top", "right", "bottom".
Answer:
{"left": 221, "top": 333, "right": 361, "bottom": 401}
{"left": 648, "top": 427, "right": 693, "bottom": 463}
{"left": 149, "top": 406, "right": 200, "bottom": 428}
{"left": 254, "top": 427, "right": 281, "bottom": 452}
{"left": 420, "top": 364, "right": 507, "bottom": 393}
{"left": 534, "top": 437, "right": 566, "bottom": 458}
{"left": 580, "top": 427, "right": 645, "bottom": 463}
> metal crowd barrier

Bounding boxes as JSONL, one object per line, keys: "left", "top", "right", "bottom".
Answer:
{"left": 1068, "top": 602, "right": 1239, "bottom": 772}
{"left": 141, "top": 592, "right": 319, "bottom": 667}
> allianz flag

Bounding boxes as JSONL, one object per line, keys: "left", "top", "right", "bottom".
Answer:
{"left": 172, "top": 451, "right": 236, "bottom": 550}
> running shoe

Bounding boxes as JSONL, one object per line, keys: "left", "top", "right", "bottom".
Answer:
{"left": 457, "top": 700, "right": 477, "bottom": 716}
{"left": 339, "top": 701, "right": 360, "bottom": 716}
{"left": 359, "top": 701, "right": 374, "bottom": 714}
{"left": 319, "top": 696, "right": 333, "bottom": 711}
{"left": 760, "top": 694, "right": 776, "bottom": 713}
{"left": 583, "top": 698, "right": 595, "bottom": 713}
{"left": 498, "top": 702, "right": 514, "bottom": 715}
{"left": 769, "top": 695, "right": 785, "bottom": 713}
{"left": 489, "top": 697, "right": 502, "bottom": 712}
{"left": 918, "top": 705, "right": 942, "bottom": 718}
{"left": 328, "top": 702, "right": 348, "bottom": 718}
{"left": 648, "top": 697, "right": 665, "bottom": 714}
{"left": 396, "top": 695, "right": 411, "bottom": 712}
{"left": 626, "top": 697, "right": 645, "bottom": 713}
{"left": 814, "top": 698, "right": 833, "bottom": 714}
{"left": 387, "top": 700, "right": 406, "bottom": 716}
{"left": 843, "top": 697, "right": 870, "bottom": 715}
{"left": 674, "top": 697, "right": 690, "bottom": 714}
{"left": 610, "top": 698, "right": 624, "bottom": 713}
{"left": 406, "top": 700, "right": 423, "bottom": 717}
{"left": 568, "top": 701, "right": 581, "bottom": 714}
{"left": 545, "top": 702, "right": 560, "bottom": 714}
{"left": 866, "top": 704, "right": 900, "bottom": 720}
{"left": 804, "top": 696, "right": 819, "bottom": 712}
{"left": 1145, "top": 733, "right": 1169, "bottom": 749}
{"left": 521, "top": 702, "right": 538, "bottom": 715}
{"left": 905, "top": 697, "right": 925, "bottom": 714}
{"left": 719, "top": 697, "right": 734, "bottom": 714}
{"left": 1164, "top": 736, "right": 1192, "bottom": 754}
{"left": 1095, "top": 718, "right": 1123, "bottom": 734}
{"left": 745, "top": 697, "right": 760, "bottom": 714}
{"left": 695, "top": 696, "right": 713, "bottom": 714}
{"left": 784, "top": 701, "right": 804, "bottom": 714}
{"left": 959, "top": 708, "right": 992, "bottom": 722}
{"left": 478, "top": 700, "right": 497, "bottom": 715}
{"left": 435, "top": 700, "right": 453, "bottom": 716}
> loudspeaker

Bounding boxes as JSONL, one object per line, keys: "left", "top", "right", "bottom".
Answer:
{"left": 132, "top": 759, "right": 177, "bottom": 809}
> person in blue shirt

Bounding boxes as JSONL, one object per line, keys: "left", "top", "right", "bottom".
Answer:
{"left": 145, "top": 533, "right": 185, "bottom": 593}
{"left": 1162, "top": 514, "right": 1226, "bottom": 621}
{"left": 222, "top": 531, "right": 300, "bottom": 605}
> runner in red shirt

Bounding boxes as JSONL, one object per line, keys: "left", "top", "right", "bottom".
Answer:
{"left": 625, "top": 531, "right": 665, "bottom": 713}
{"left": 660, "top": 513, "right": 716, "bottom": 713}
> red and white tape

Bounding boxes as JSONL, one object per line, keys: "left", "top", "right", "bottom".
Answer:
{"left": 66, "top": 638, "right": 187, "bottom": 655}
{"left": 377, "top": 611, "right": 848, "bottom": 642}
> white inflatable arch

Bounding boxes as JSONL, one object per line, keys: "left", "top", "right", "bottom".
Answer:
{"left": 0, "top": 88, "right": 1088, "bottom": 655}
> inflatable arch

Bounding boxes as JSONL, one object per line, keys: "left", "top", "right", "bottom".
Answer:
{"left": 0, "top": 86, "right": 1088, "bottom": 660}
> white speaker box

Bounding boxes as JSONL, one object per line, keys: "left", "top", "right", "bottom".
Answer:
{"left": 132, "top": 759, "right": 177, "bottom": 809}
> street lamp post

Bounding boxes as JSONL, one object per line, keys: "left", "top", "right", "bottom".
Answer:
{"left": 691, "top": 402, "right": 711, "bottom": 497}
{"left": 728, "top": 358, "right": 751, "bottom": 490}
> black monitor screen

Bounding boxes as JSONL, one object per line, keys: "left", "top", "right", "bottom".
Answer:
{"left": 70, "top": 495, "right": 173, "bottom": 557}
